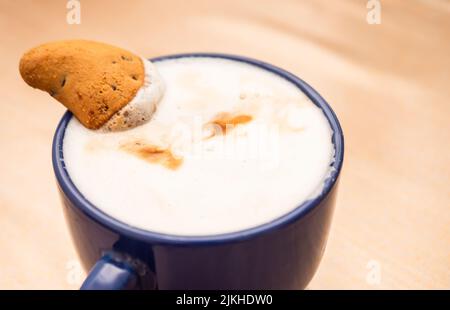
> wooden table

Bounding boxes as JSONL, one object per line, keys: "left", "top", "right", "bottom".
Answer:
{"left": 0, "top": 0, "right": 448, "bottom": 289}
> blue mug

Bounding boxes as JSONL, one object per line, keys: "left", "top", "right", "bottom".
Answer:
{"left": 52, "top": 53, "right": 344, "bottom": 290}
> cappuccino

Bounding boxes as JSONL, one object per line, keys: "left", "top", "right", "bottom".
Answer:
{"left": 63, "top": 57, "right": 334, "bottom": 236}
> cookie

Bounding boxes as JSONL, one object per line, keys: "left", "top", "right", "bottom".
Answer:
{"left": 101, "top": 58, "right": 165, "bottom": 132}
{"left": 19, "top": 40, "right": 145, "bottom": 129}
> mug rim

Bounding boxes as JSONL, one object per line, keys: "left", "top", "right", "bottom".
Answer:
{"left": 52, "top": 53, "right": 344, "bottom": 245}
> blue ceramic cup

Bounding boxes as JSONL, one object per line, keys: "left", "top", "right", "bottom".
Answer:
{"left": 52, "top": 53, "right": 344, "bottom": 290}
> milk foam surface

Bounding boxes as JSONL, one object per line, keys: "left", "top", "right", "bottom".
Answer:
{"left": 63, "top": 57, "right": 334, "bottom": 236}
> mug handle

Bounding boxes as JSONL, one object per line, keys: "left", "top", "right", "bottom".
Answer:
{"left": 80, "top": 253, "right": 140, "bottom": 290}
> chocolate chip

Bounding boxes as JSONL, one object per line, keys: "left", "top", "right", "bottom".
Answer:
{"left": 61, "top": 76, "right": 66, "bottom": 87}
{"left": 111, "top": 85, "right": 117, "bottom": 91}
{"left": 121, "top": 55, "right": 132, "bottom": 61}
{"left": 131, "top": 75, "right": 138, "bottom": 80}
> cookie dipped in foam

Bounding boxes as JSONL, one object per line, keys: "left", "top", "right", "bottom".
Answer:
{"left": 19, "top": 40, "right": 164, "bottom": 130}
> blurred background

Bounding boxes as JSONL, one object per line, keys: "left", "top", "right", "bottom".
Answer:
{"left": 0, "top": 0, "right": 449, "bottom": 289}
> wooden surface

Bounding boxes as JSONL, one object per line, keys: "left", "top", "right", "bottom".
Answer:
{"left": 0, "top": 0, "right": 449, "bottom": 289}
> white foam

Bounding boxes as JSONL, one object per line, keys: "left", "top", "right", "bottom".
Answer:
{"left": 63, "top": 57, "right": 335, "bottom": 236}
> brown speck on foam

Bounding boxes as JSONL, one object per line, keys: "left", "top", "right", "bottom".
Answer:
{"left": 205, "top": 112, "right": 253, "bottom": 139}
{"left": 120, "top": 140, "right": 183, "bottom": 170}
